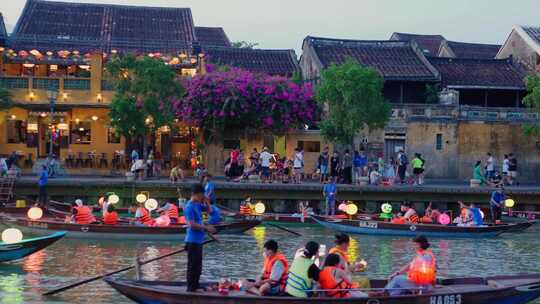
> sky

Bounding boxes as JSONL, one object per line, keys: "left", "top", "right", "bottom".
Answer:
{"left": 2, "top": 0, "right": 539, "bottom": 54}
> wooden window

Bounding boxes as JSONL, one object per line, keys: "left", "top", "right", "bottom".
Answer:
{"left": 436, "top": 134, "right": 443, "bottom": 150}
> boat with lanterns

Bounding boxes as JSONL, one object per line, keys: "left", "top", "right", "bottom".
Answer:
{"left": 104, "top": 274, "right": 540, "bottom": 304}
{"left": 0, "top": 230, "right": 66, "bottom": 262}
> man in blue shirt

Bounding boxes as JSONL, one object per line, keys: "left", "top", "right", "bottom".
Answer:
{"left": 203, "top": 174, "right": 216, "bottom": 205}
{"left": 490, "top": 186, "right": 505, "bottom": 224}
{"left": 323, "top": 177, "right": 338, "bottom": 216}
{"left": 184, "top": 184, "right": 216, "bottom": 292}
{"left": 38, "top": 165, "right": 48, "bottom": 206}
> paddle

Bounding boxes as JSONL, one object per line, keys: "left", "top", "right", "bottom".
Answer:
{"left": 43, "top": 238, "right": 215, "bottom": 296}
{"left": 266, "top": 223, "right": 302, "bottom": 236}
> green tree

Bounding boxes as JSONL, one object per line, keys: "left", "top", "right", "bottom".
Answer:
{"left": 0, "top": 86, "right": 12, "bottom": 111}
{"left": 425, "top": 84, "right": 440, "bottom": 104}
{"left": 231, "top": 41, "right": 259, "bottom": 49}
{"left": 315, "top": 60, "right": 391, "bottom": 145}
{"left": 523, "top": 74, "right": 540, "bottom": 135}
{"left": 106, "top": 54, "right": 185, "bottom": 153}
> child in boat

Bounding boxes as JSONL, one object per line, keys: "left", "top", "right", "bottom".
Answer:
{"left": 385, "top": 235, "right": 436, "bottom": 296}
{"left": 103, "top": 204, "right": 119, "bottom": 225}
{"left": 241, "top": 240, "right": 289, "bottom": 296}
{"left": 318, "top": 254, "right": 368, "bottom": 298}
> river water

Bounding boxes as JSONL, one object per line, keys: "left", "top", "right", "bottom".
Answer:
{"left": 1, "top": 224, "right": 540, "bottom": 304}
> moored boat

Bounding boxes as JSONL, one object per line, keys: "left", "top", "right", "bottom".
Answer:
{"left": 0, "top": 216, "right": 260, "bottom": 241}
{"left": 0, "top": 231, "right": 66, "bottom": 262}
{"left": 312, "top": 215, "right": 533, "bottom": 238}
{"left": 104, "top": 274, "right": 540, "bottom": 304}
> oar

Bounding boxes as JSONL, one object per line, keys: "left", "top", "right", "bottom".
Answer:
{"left": 266, "top": 223, "right": 302, "bottom": 237}
{"left": 43, "top": 238, "right": 215, "bottom": 296}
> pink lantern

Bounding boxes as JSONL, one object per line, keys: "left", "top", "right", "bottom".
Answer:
{"left": 154, "top": 215, "right": 171, "bottom": 227}
{"left": 18, "top": 50, "right": 29, "bottom": 58}
{"left": 438, "top": 213, "right": 450, "bottom": 225}
{"left": 338, "top": 203, "right": 347, "bottom": 212}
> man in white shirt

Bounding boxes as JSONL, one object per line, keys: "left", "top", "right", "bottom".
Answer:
{"left": 486, "top": 152, "right": 495, "bottom": 181}
{"left": 259, "top": 147, "right": 273, "bottom": 183}
{"left": 293, "top": 148, "right": 304, "bottom": 184}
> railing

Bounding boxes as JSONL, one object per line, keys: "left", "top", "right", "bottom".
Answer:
{"left": 0, "top": 76, "right": 29, "bottom": 89}
{"left": 32, "top": 77, "right": 60, "bottom": 90}
{"left": 64, "top": 78, "right": 91, "bottom": 90}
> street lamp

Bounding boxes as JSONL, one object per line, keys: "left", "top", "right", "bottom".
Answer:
{"left": 46, "top": 86, "right": 58, "bottom": 157}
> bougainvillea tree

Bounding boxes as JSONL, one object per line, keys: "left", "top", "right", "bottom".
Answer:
{"left": 173, "top": 68, "right": 318, "bottom": 142}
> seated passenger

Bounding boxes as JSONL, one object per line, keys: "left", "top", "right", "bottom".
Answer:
{"left": 157, "top": 201, "right": 180, "bottom": 224}
{"left": 392, "top": 202, "right": 419, "bottom": 224}
{"left": 241, "top": 240, "right": 289, "bottom": 296}
{"left": 285, "top": 241, "right": 321, "bottom": 298}
{"left": 454, "top": 207, "right": 473, "bottom": 227}
{"left": 329, "top": 234, "right": 367, "bottom": 274}
{"left": 421, "top": 203, "right": 441, "bottom": 224}
{"left": 71, "top": 199, "right": 97, "bottom": 225}
{"left": 240, "top": 197, "right": 253, "bottom": 215}
{"left": 103, "top": 204, "right": 119, "bottom": 225}
{"left": 385, "top": 235, "right": 436, "bottom": 296}
{"left": 459, "top": 201, "right": 484, "bottom": 226}
{"left": 134, "top": 202, "right": 154, "bottom": 226}
{"left": 318, "top": 254, "right": 368, "bottom": 298}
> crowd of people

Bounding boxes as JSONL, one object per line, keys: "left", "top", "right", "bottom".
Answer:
{"left": 473, "top": 152, "right": 518, "bottom": 186}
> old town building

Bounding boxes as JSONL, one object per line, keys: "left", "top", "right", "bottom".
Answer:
{"left": 497, "top": 26, "right": 540, "bottom": 73}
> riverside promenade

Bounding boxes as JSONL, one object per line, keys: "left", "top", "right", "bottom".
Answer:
{"left": 11, "top": 175, "right": 540, "bottom": 211}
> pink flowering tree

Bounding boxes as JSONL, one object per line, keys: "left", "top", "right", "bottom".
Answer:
{"left": 173, "top": 68, "right": 317, "bottom": 142}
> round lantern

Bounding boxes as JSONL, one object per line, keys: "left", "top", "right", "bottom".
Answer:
{"left": 437, "top": 213, "right": 451, "bottom": 225}
{"left": 2, "top": 228, "right": 23, "bottom": 244}
{"left": 381, "top": 203, "right": 392, "bottom": 214}
{"left": 346, "top": 203, "right": 358, "bottom": 216}
{"left": 338, "top": 203, "right": 348, "bottom": 212}
{"left": 136, "top": 193, "right": 147, "bottom": 203}
{"left": 255, "top": 202, "right": 266, "bottom": 214}
{"left": 505, "top": 199, "right": 515, "bottom": 208}
{"left": 145, "top": 198, "right": 158, "bottom": 211}
{"left": 27, "top": 207, "right": 43, "bottom": 220}
{"left": 108, "top": 194, "right": 120, "bottom": 204}
{"left": 154, "top": 215, "right": 171, "bottom": 227}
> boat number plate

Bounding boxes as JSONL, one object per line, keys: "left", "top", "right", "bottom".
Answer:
{"left": 410, "top": 225, "right": 417, "bottom": 231}
{"left": 358, "top": 221, "right": 378, "bottom": 229}
{"left": 430, "top": 295, "right": 462, "bottom": 304}
{"left": 81, "top": 226, "right": 89, "bottom": 232}
{"left": 27, "top": 221, "right": 48, "bottom": 229}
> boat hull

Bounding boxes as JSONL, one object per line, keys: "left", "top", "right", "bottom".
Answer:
{"left": 311, "top": 216, "right": 533, "bottom": 238}
{"left": 0, "top": 232, "right": 65, "bottom": 262}
{"left": 0, "top": 217, "right": 260, "bottom": 241}
{"left": 104, "top": 274, "right": 540, "bottom": 304}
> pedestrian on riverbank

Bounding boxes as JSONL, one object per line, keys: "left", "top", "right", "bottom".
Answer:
{"left": 259, "top": 147, "right": 273, "bottom": 183}
{"left": 323, "top": 177, "right": 337, "bottom": 216}
{"left": 508, "top": 153, "right": 518, "bottom": 186}
{"left": 38, "top": 165, "right": 48, "bottom": 206}
{"left": 353, "top": 151, "right": 365, "bottom": 184}
{"left": 184, "top": 184, "right": 216, "bottom": 292}
{"left": 342, "top": 149, "right": 353, "bottom": 184}
{"left": 293, "top": 148, "right": 304, "bottom": 184}
{"left": 330, "top": 151, "right": 340, "bottom": 182}
{"left": 486, "top": 152, "right": 495, "bottom": 181}
{"left": 411, "top": 153, "right": 424, "bottom": 186}
{"left": 397, "top": 150, "right": 408, "bottom": 184}
{"left": 502, "top": 155, "right": 509, "bottom": 185}
{"left": 318, "top": 147, "right": 330, "bottom": 183}
{"left": 473, "top": 160, "right": 487, "bottom": 186}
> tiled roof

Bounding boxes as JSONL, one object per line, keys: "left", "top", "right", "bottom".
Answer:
{"left": 195, "top": 27, "right": 231, "bottom": 47}
{"left": 522, "top": 26, "right": 540, "bottom": 46}
{"left": 306, "top": 36, "right": 439, "bottom": 81}
{"left": 9, "top": 0, "right": 196, "bottom": 53}
{"left": 204, "top": 47, "right": 299, "bottom": 76}
{"left": 428, "top": 57, "right": 525, "bottom": 89}
{"left": 443, "top": 40, "right": 501, "bottom": 59}
{"left": 0, "top": 13, "right": 7, "bottom": 43}
{"left": 390, "top": 32, "right": 446, "bottom": 56}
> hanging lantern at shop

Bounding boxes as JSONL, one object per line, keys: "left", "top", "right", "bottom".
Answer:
{"left": 2, "top": 228, "right": 23, "bottom": 244}
{"left": 27, "top": 207, "right": 44, "bottom": 220}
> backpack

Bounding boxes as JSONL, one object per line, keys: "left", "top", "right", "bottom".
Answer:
{"left": 400, "top": 154, "right": 409, "bottom": 166}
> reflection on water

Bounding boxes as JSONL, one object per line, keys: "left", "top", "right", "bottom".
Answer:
{"left": 0, "top": 225, "right": 539, "bottom": 303}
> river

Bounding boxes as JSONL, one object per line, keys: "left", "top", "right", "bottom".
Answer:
{"left": 1, "top": 224, "right": 539, "bottom": 303}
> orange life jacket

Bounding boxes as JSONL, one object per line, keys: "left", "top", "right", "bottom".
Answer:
{"left": 103, "top": 211, "right": 119, "bottom": 225}
{"left": 329, "top": 247, "right": 350, "bottom": 267}
{"left": 409, "top": 214, "right": 420, "bottom": 224}
{"left": 74, "top": 206, "right": 96, "bottom": 225}
{"left": 262, "top": 253, "right": 289, "bottom": 291}
{"left": 137, "top": 207, "right": 154, "bottom": 226}
{"left": 391, "top": 217, "right": 407, "bottom": 224}
{"left": 240, "top": 205, "right": 251, "bottom": 215}
{"left": 318, "top": 266, "right": 353, "bottom": 298}
{"left": 166, "top": 204, "right": 180, "bottom": 222}
{"left": 179, "top": 216, "right": 186, "bottom": 225}
{"left": 408, "top": 249, "right": 437, "bottom": 286}
{"left": 421, "top": 216, "right": 433, "bottom": 224}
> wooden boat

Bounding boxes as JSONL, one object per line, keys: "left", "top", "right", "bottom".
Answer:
{"left": 0, "top": 231, "right": 66, "bottom": 262}
{"left": 104, "top": 274, "right": 540, "bottom": 304}
{"left": 312, "top": 215, "right": 533, "bottom": 238}
{"left": 0, "top": 216, "right": 261, "bottom": 241}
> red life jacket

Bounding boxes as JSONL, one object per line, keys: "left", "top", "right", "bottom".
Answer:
{"left": 240, "top": 205, "right": 251, "bottom": 215}
{"left": 74, "top": 206, "right": 96, "bottom": 225}
{"left": 408, "top": 249, "right": 437, "bottom": 285}
{"left": 137, "top": 207, "right": 154, "bottom": 226}
{"left": 166, "top": 204, "right": 180, "bottom": 222}
{"left": 103, "top": 211, "right": 119, "bottom": 225}
{"left": 262, "top": 253, "right": 289, "bottom": 291}
{"left": 329, "top": 247, "right": 350, "bottom": 270}
{"left": 318, "top": 266, "right": 353, "bottom": 298}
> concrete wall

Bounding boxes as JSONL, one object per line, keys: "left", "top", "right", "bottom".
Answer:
{"left": 497, "top": 29, "right": 540, "bottom": 73}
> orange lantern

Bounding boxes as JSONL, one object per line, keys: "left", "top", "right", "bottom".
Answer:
{"left": 408, "top": 253, "right": 436, "bottom": 285}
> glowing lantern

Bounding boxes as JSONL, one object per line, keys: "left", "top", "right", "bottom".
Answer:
{"left": 154, "top": 215, "right": 171, "bottom": 227}
{"left": 27, "top": 207, "right": 43, "bottom": 220}
{"left": 255, "top": 202, "right": 266, "bottom": 214}
{"left": 136, "top": 193, "right": 147, "bottom": 203}
{"left": 2, "top": 228, "right": 23, "bottom": 244}
{"left": 505, "top": 199, "right": 515, "bottom": 208}
{"left": 338, "top": 203, "right": 348, "bottom": 212}
{"left": 46, "top": 51, "right": 53, "bottom": 56}
{"left": 145, "top": 198, "right": 158, "bottom": 211}
{"left": 437, "top": 213, "right": 451, "bottom": 225}
{"left": 18, "top": 50, "right": 29, "bottom": 58}
{"left": 346, "top": 203, "right": 358, "bottom": 216}
{"left": 108, "top": 194, "right": 120, "bottom": 204}
{"left": 381, "top": 203, "right": 392, "bottom": 214}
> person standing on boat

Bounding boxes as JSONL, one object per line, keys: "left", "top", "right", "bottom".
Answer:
{"left": 184, "top": 184, "right": 216, "bottom": 292}
{"left": 285, "top": 241, "right": 321, "bottom": 297}
{"left": 37, "top": 165, "right": 49, "bottom": 206}
{"left": 202, "top": 174, "right": 221, "bottom": 225}
{"left": 490, "top": 186, "right": 505, "bottom": 224}
{"left": 323, "top": 177, "right": 337, "bottom": 216}
{"left": 241, "top": 240, "right": 289, "bottom": 296}
{"left": 385, "top": 235, "right": 436, "bottom": 296}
